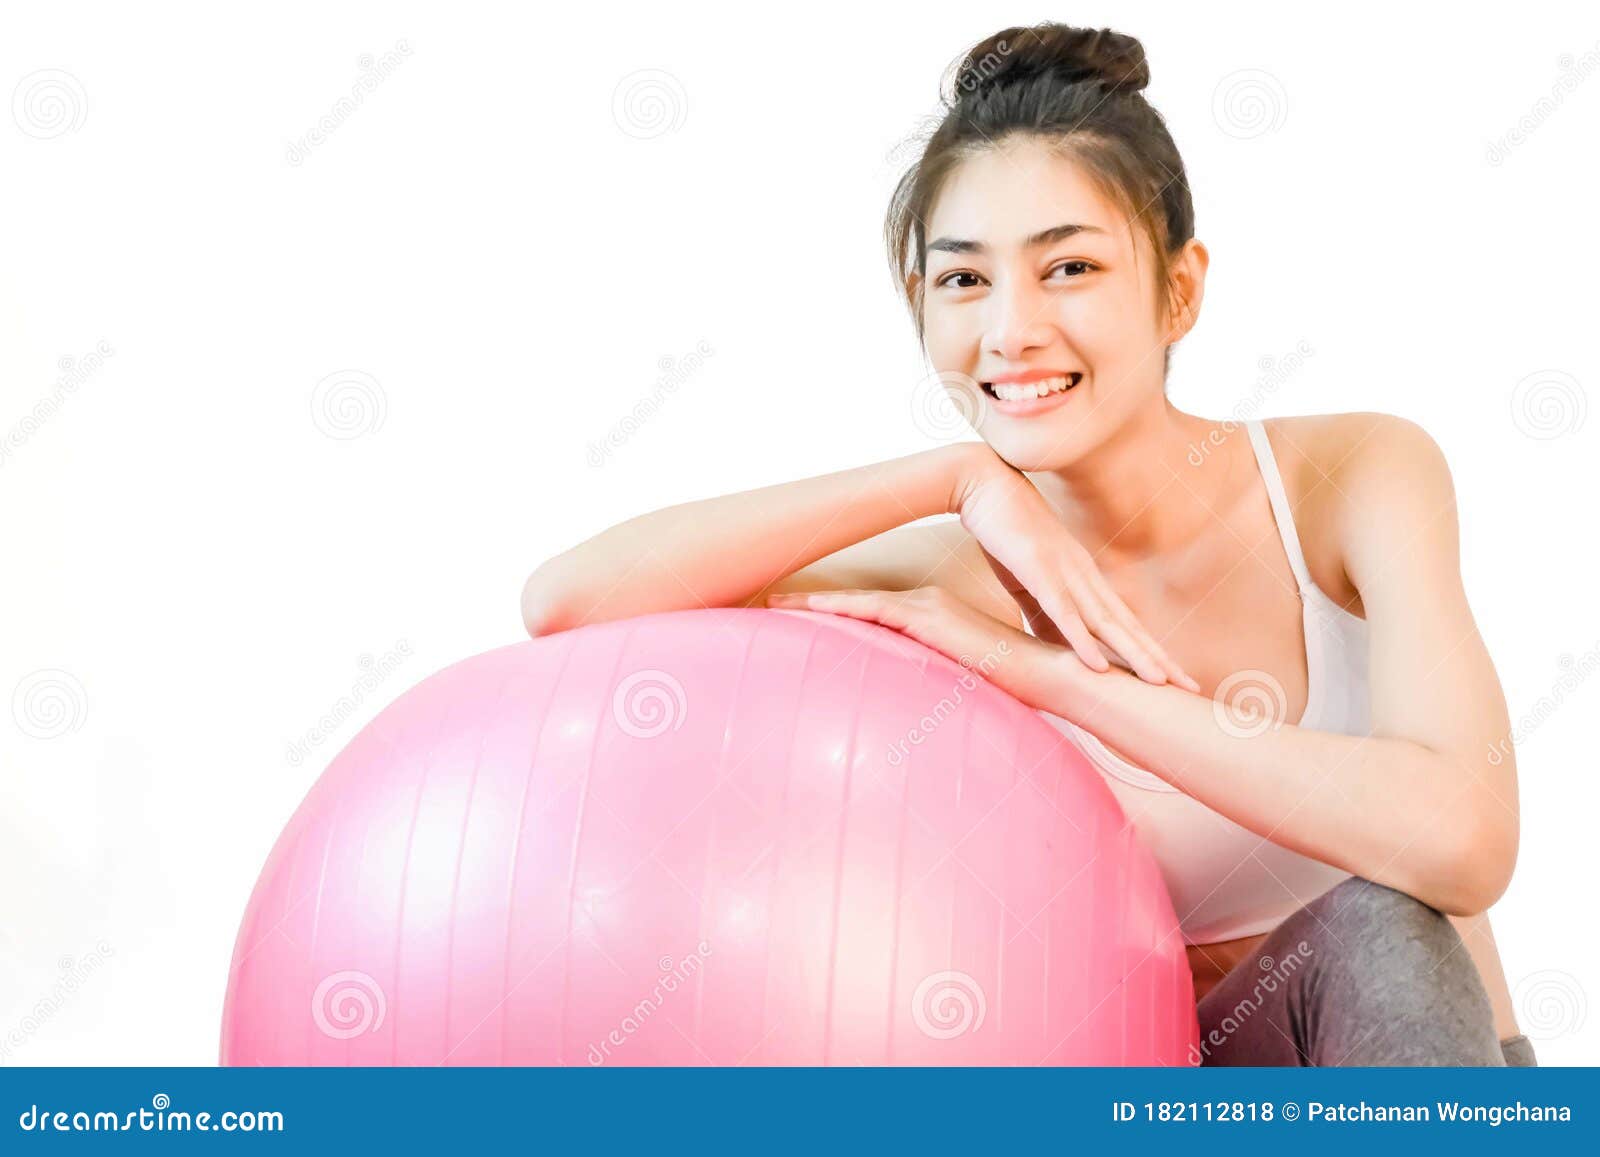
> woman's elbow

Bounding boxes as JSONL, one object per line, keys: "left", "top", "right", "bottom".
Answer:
{"left": 520, "top": 564, "right": 571, "bottom": 638}
{"left": 1439, "top": 817, "right": 1519, "bottom": 917}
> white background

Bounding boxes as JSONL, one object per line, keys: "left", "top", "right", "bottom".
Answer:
{"left": 3, "top": 1, "right": 1597, "bottom": 1065}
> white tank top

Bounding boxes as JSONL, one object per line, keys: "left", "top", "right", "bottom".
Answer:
{"left": 1028, "top": 418, "right": 1371, "bottom": 945}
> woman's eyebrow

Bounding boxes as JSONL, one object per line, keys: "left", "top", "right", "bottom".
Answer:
{"left": 928, "top": 222, "right": 1108, "bottom": 255}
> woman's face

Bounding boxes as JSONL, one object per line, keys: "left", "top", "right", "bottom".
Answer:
{"left": 920, "top": 136, "right": 1178, "bottom": 471}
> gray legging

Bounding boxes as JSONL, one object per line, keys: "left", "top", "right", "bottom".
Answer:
{"left": 1194, "top": 875, "right": 1538, "bottom": 1066}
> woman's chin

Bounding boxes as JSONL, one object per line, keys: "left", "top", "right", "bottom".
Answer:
{"left": 979, "top": 429, "right": 1084, "bottom": 475}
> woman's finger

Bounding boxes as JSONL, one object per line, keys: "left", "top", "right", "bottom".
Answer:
{"left": 976, "top": 534, "right": 1190, "bottom": 690}
{"left": 1050, "top": 541, "right": 1197, "bottom": 692}
{"left": 1088, "top": 577, "right": 1201, "bottom": 692}
{"left": 766, "top": 588, "right": 1051, "bottom": 699}
{"left": 1031, "top": 589, "right": 1109, "bottom": 673}
{"left": 773, "top": 588, "right": 899, "bottom": 621}
{"left": 992, "top": 547, "right": 1108, "bottom": 673}
{"left": 1058, "top": 569, "right": 1175, "bottom": 685}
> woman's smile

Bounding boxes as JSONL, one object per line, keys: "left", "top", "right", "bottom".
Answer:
{"left": 981, "top": 371, "right": 1083, "bottom": 415}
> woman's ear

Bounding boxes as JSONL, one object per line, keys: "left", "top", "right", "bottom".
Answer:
{"left": 1164, "top": 238, "right": 1209, "bottom": 342}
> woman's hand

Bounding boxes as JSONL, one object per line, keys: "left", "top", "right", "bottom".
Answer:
{"left": 952, "top": 450, "right": 1201, "bottom": 692}
{"left": 764, "top": 585, "right": 1074, "bottom": 712}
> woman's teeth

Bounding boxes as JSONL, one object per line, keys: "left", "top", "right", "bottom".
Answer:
{"left": 986, "top": 374, "right": 1079, "bottom": 401}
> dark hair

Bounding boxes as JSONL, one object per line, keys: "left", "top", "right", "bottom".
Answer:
{"left": 885, "top": 23, "right": 1195, "bottom": 369}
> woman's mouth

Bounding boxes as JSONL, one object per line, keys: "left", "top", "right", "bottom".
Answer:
{"left": 981, "top": 372, "right": 1082, "bottom": 414}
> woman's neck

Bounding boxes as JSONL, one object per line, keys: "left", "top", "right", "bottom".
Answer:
{"left": 1023, "top": 403, "right": 1245, "bottom": 566}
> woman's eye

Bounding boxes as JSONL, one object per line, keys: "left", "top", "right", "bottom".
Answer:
{"left": 936, "top": 262, "right": 1095, "bottom": 290}
{"left": 1050, "top": 260, "right": 1095, "bottom": 279}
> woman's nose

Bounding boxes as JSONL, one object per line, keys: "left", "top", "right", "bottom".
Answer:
{"left": 983, "top": 276, "right": 1053, "bottom": 360}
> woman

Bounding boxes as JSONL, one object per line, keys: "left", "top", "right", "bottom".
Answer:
{"left": 521, "top": 22, "right": 1533, "bottom": 1066}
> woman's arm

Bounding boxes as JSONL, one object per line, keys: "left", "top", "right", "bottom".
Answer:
{"left": 1038, "top": 416, "right": 1518, "bottom": 917}
{"left": 519, "top": 443, "right": 984, "bottom": 636}
{"left": 525, "top": 440, "right": 1198, "bottom": 687}
{"left": 780, "top": 416, "right": 1519, "bottom": 917}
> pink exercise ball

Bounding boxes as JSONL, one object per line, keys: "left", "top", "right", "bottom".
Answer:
{"left": 220, "top": 607, "right": 1198, "bottom": 1065}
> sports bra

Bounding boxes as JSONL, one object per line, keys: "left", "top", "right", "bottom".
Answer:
{"left": 1026, "top": 418, "right": 1372, "bottom": 945}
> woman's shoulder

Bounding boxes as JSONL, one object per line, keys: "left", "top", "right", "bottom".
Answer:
{"left": 1259, "top": 410, "right": 1442, "bottom": 467}
{"left": 1260, "top": 411, "right": 1452, "bottom": 503}
{"left": 1258, "top": 411, "right": 1454, "bottom": 611}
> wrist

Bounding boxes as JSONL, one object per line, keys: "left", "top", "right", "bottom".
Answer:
{"left": 942, "top": 441, "right": 1008, "bottom": 516}
{"left": 1040, "top": 646, "right": 1146, "bottom": 721}
{"left": 1037, "top": 647, "right": 1095, "bottom": 717}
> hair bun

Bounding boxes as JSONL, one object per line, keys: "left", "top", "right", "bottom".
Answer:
{"left": 948, "top": 24, "right": 1149, "bottom": 104}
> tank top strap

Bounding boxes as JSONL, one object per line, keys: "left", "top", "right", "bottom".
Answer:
{"left": 1244, "top": 418, "right": 1315, "bottom": 596}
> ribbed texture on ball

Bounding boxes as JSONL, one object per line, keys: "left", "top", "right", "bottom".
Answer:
{"left": 220, "top": 608, "right": 1198, "bottom": 1065}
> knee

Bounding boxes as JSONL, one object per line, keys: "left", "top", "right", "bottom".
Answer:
{"left": 1320, "top": 875, "right": 1452, "bottom": 937}
{"left": 1297, "top": 876, "right": 1480, "bottom": 995}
